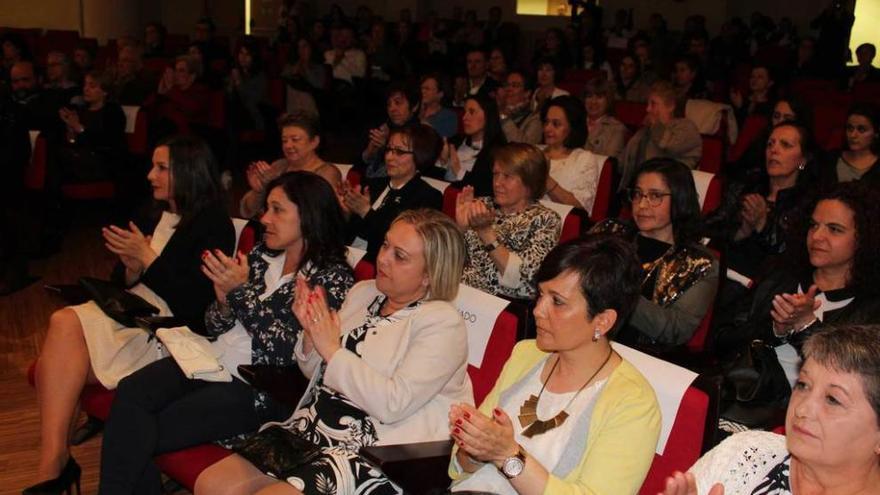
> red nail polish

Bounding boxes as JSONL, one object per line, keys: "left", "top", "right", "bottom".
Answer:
{"left": 458, "top": 441, "right": 465, "bottom": 447}
{"left": 455, "top": 419, "right": 462, "bottom": 426}
{"left": 493, "top": 408, "right": 501, "bottom": 416}
{"left": 463, "top": 412, "right": 470, "bottom": 419}
{"left": 453, "top": 427, "right": 460, "bottom": 434}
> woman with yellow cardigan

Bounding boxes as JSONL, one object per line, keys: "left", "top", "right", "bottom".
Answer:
{"left": 448, "top": 234, "right": 661, "bottom": 494}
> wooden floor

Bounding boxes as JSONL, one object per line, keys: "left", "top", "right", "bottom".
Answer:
{"left": 1, "top": 207, "right": 148, "bottom": 495}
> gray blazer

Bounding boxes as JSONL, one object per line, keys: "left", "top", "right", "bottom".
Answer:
{"left": 586, "top": 115, "right": 628, "bottom": 160}
{"left": 619, "top": 118, "right": 702, "bottom": 190}
{"left": 501, "top": 111, "right": 543, "bottom": 145}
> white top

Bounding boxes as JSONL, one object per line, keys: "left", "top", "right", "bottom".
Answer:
{"left": 543, "top": 147, "right": 606, "bottom": 213}
{"left": 453, "top": 356, "right": 607, "bottom": 494}
{"left": 444, "top": 139, "right": 482, "bottom": 181}
{"left": 211, "top": 251, "right": 294, "bottom": 381}
{"left": 531, "top": 87, "right": 570, "bottom": 112}
{"left": 689, "top": 430, "right": 789, "bottom": 495}
{"left": 323, "top": 48, "right": 366, "bottom": 83}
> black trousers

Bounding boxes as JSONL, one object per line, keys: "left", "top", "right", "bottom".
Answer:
{"left": 98, "top": 357, "right": 288, "bottom": 495}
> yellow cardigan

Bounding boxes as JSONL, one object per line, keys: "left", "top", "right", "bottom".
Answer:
{"left": 449, "top": 340, "right": 661, "bottom": 495}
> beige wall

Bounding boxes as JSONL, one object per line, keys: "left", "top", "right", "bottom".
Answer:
{"left": 0, "top": 0, "right": 81, "bottom": 31}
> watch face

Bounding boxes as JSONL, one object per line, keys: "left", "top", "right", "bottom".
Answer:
{"left": 502, "top": 455, "right": 525, "bottom": 478}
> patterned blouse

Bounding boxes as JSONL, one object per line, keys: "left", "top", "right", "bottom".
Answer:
{"left": 462, "top": 198, "right": 561, "bottom": 299}
{"left": 690, "top": 431, "right": 793, "bottom": 495}
{"left": 204, "top": 243, "right": 353, "bottom": 411}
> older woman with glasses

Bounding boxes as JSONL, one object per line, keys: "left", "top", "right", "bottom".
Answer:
{"left": 498, "top": 69, "right": 542, "bottom": 145}
{"left": 662, "top": 324, "right": 880, "bottom": 495}
{"left": 344, "top": 123, "right": 444, "bottom": 260}
{"left": 592, "top": 158, "right": 718, "bottom": 348}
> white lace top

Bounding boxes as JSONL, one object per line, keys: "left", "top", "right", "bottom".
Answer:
{"left": 690, "top": 431, "right": 791, "bottom": 495}
{"left": 544, "top": 147, "right": 606, "bottom": 213}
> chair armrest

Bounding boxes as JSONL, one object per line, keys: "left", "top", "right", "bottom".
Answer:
{"left": 237, "top": 364, "right": 309, "bottom": 409}
{"left": 360, "top": 440, "right": 453, "bottom": 494}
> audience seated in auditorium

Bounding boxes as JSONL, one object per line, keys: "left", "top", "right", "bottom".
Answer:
{"left": 661, "top": 325, "right": 880, "bottom": 495}
{"left": 240, "top": 113, "right": 340, "bottom": 219}
{"left": 584, "top": 78, "right": 628, "bottom": 159}
{"left": 6, "top": 61, "right": 55, "bottom": 132}
{"left": 541, "top": 95, "right": 606, "bottom": 212}
{"left": 25, "top": 136, "right": 234, "bottom": 493}
{"left": 592, "top": 159, "right": 718, "bottom": 348}
{"left": 532, "top": 28, "right": 573, "bottom": 74}
{"left": 280, "top": 37, "right": 324, "bottom": 118}
{"left": 730, "top": 64, "right": 776, "bottom": 127}
{"left": 672, "top": 54, "right": 710, "bottom": 101}
{"left": 50, "top": 70, "right": 126, "bottom": 187}
{"left": 43, "top": 51, "right": 79, "bottom": 94}
{"left": 449, "top": 234, "right": 660, "bottom": 494}
{"left": 732, "top": 96, "right": 813, "bottom": 182}
{"left": 1, "top": 32, "right": 32, "bottom": 85}
{"left": 360, "top": 82, "right": 420, "bottom": 178}
{"left": 143, "top": 21, "right": 169, "bottom": 59}
{"left": 144, "top": 55, "right": 213, "bottom": 135}
{"left": 462, "top": 48, "right": 499, "bottom": 104}
{"left": 459, "top": 143, "right": 561, "bottom": 299}
{"left": 113, "top": 44, "right": 154, "bottom": 106}
{"left": 531, "top": 57, "right": 569, "bottom": 113}
{"left": 364, "top": 20, "right": 404, "bottom": 82}
{"left": 97, "top": 172, "right": 353, "bottom": 494}
{"left": 433, "top": 94, "right": 508, "bottom": 196}
{"left": 324, "top": 23, "right": 366, "bottom": 85}
{"left": 346, "top": 123, "right": 443, "bottom": 260}
{"left": 706, "top": 121, "right": 819, "bottom": 310}
{"left": 226, "top": 37, "right": 269, "bottom": 132}
{"left": 498, "top": 69, "right": 542, "bottom": 145}
{"left": 614, "top": 52, "right": 650, "bottom": 103}
{"left": 71, "top": 43, "right": 95, "bottom": 85}
{"left": 714, "top": 182, "right": 880, "bottom": 390}
{"left": 619, "top": 81, "right": 702, "bottom": 190}
{"left": 821, "top": 103, "right": 880, "bottom": 186}
{"left": 195, "top": 209, "right": 472, "bottom": 495}
{"left": 488, "top": 47, "right": 508, "bottom": 84}
{"left": 418, "top": 73, "right": 458, "bottom": 139}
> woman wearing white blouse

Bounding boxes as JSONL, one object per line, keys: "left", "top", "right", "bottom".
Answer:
{"left": 541, "top": 95, "right": 606, "bottom": 214}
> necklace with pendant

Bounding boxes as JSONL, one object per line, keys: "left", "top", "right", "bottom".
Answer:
{"left": 518, "top": 348, "right": 614, "bottom": 438}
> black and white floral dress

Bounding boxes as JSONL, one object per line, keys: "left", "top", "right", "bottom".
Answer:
{"left": 462, "top": 197, "right": 560, "bottom": 299}
{"left": 689, "top": 430, "right": 793, "bottom": 494}
{"left": 275, "top": 296, "right": 419, "bottom": 495}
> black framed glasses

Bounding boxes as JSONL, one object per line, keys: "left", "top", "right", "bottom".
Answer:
{"left": 627, "top": 188, "right": 671, "bottom": 206}
{"left": 385, "top": 147, "right": 415, "bottom": 157}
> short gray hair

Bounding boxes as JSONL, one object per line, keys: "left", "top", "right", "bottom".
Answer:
{"left": 803, "top": 325, "right": 880, "bottom": 424}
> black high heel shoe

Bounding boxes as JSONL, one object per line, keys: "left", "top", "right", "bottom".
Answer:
{"left": 22, "top": 457, "right": 81, "bottom": 495}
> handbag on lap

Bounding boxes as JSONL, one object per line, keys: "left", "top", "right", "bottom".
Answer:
{"left": 77, "top": 277, "right": 160, "bottom": 327}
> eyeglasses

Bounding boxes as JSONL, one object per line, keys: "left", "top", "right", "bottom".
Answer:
{"left": 627, "top": 189, "right": 671, "bottom": 206}
{"left": 385, "top": 147, "right": 414, "bottom": 156}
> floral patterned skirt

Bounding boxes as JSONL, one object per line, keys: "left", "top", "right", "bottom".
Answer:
{"left": 274, "top": 381, "right": 401, "bottom": 495}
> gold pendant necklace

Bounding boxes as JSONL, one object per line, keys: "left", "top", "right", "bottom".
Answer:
{"left": 518, "top": 348, "right": 614, "bottom": 438}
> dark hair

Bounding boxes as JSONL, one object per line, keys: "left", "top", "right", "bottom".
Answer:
{"left": 768, "top": 121, "right": 820, "bottom": 187}
{"left": 262, "top": 171, "right": 348, "bottom": 270}
{"left": 802, "top": 324, "right": 880, "bottom": 424}
{"left": 466, "top": 47, "right": 487, "bottom": 60}
{"left": 633, "top": 158, "right": 703, "bottom": 246}
{"left": 1, "top": 33, "right": 33, "bottom": 61}
{"left": 235, "top": 36, "right": 264, "bottom": 74}
{"left": 534, "top": 234, "right": 642, "bottom": 337}
{"left": 540, "top": 95, "right": 587, "bottom": 148}
{"left": 386, "top": 82, "right": 420, "bottom": 113}
{"left": 420, "top": 72, "right": 452, "bottom": 105}
{"left": 534, "top": 56, "right": 563, "bottom": 84}
{"left": 156, "top": 135, "right": 226, "bottom": 229}
{"left": 774, "top": 96, "right": 813, "bottom": 128}
{"left": 788, "top": 181, "right": 880, "bottom": 297}
{"left": 856, "top": 43, "right": 877, "bottom": 58}
{"left": 84, "top": 70, "right": 115, "bottom": 99}
{"left": 464, "top": 94, "right": 507, "bottom": 149}
{"left": 505, "top": 68, "right": 534, "bottom": 91}
{"left": 277, "top": 111, "right": 321, "bottom": 138}
{"left": 846, "top": 103, "right": 880, "bottom": 154}
{"left": 389, "top": 123, "right": 443, "bottom": 172}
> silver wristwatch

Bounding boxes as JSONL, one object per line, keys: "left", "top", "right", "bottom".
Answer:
{"left": 500, "top": 446, "right": 526, "bottom": 479}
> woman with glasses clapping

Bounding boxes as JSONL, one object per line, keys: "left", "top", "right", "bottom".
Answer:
{"left": 591, "top": 158, "right": 718, "bottom": 349}
{"left": 344, "top": 123, "right": 444, "bottom": 260}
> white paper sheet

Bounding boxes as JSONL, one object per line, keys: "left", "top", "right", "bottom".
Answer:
{"left": 453, "top": 284, "right": 510, "bottom": 367}
{"left": 346, "top": 245, "right": 368, "bottom": 270}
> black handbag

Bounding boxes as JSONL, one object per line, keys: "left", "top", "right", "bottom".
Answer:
{"left": 232, "top": 425, "right": 324, "bottom": 479}
{"left": 720, "top": 339, "right": 791, "bottom": 427}
{"left": 78, "top": 277, "right": 159, "bottom": 327}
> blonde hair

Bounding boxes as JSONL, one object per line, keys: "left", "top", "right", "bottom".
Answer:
{"left": 392, "top": 209, "right": 466, "bottom": 302}
{"left": 493, "top": 143, "right": 549, "bottom": 201}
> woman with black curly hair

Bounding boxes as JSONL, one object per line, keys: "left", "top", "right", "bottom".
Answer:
{"left": 715, "top": 181, "right": 880, "bottom": 386}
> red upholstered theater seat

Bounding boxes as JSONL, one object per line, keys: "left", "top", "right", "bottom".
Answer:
{"left": 353, "top": 259, "right": 376, "bottom": 281}
{"left": 155, "top": 445, "right": 233, "bottom": 490}
{"left": 728, "top": 114, "right": 768, "bottom": 164}
{"left": 589, "top": 157, "right": 616, "bottom": 224}
{"left": 615, "top": 101, "right": 647, "bottom": 132}
{"left": 698, "top": 135, "right": 724, "bottom": 174}
{"left": 467, "top": 308, "right": 518, "bottom": 406}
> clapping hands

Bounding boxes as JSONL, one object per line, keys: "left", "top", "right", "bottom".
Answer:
{"left": 102, "top": 222, "right": 158, "bottom": 276}
{"left": 455, "top": 186, "right": 495, "bottom": 232}
{"left": 449, "top": 403, "right": 518, "bottom": 467}
{"left": 201, "top": 249, "right": 249, "bottom": 305}
{"left": 291, "top": 277, "right": 341, "bottom": 362}
{"left": 658, "top": 471, "right": 724, "bottom": 495}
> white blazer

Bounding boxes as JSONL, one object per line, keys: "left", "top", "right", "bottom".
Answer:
{"left": 294, "top": 280, "right": 473, "bottom": 445}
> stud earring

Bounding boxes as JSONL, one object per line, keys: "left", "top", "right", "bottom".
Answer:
{"left": 797, "top": 161, "right": 806, "bottom": 170}
{"left": 592, "top": 329, "right": 601, "bottom": 342}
